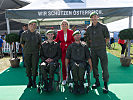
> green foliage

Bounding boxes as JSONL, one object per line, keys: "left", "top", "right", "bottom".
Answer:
{"left": 118, "top": 28, "right": 133, "bottom": 40}
{"left": 40, "top": 31, "right": 46, "bottom": 34}
{"left": 5, "top": 33, "right": 19, "bottom": 43}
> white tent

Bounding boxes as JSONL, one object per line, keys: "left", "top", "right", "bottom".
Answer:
{"left": 5, "top": 0, "right": 133, "bottom": 57}
{"left": 6, "top": 0, "right": 133, "bottom": 30}
{"left": 107, "top": 17, "right": 133, "bottom": 32}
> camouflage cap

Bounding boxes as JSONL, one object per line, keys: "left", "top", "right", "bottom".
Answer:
{"left": 28, "top": 19, "right": 37, "bottom": 24}
{"left": 46, "top": 30, "right": 54, "bottom": 34}
{"left": 73, "top": 30, "right": 80, "bottom": 36}
{"left": 90, "top": 12, "right": 98, "bottom": 18}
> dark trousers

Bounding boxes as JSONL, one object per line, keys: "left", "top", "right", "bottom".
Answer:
{"left": 70, "top": 62, "right": 86, "bottom": 82}
{"left": 40, "top": 61, "right": 58, "bottom": 80}
{"left": 24, "top": 53, "right": 39, "bottom": 77}
{"left": 120, "top": 43, "right": 126, "bottom": 54}
{"left": 91, "top": 48, "right": 109, "bottom": 82}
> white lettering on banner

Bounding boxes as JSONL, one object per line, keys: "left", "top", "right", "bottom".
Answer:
{"left": 38, "top": 11, "right": 47, "bottom": 16}
{"left": 37, "top": 10, "right": 103, "bottom": 17}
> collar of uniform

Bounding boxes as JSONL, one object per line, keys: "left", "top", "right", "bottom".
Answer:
{"left": 47, "top": 41, "right": 54, "bottom": 45}
{"left": 91, "top": 22, "right": 100, "bottom": 28}
{"left": 73, "top": 41, "right": 82, "bottom": 46}
{"left": 28, "top": 30, "right": 36, "bottom": 34}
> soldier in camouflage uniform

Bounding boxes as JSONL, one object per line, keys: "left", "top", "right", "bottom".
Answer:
{"left": 20, "top": 20, "right": 42, "bottom": 88}
{"left": 66, "top": 30, "right": 92, "bottom": 94}
{"left": 85, "top": 12, "right": 110, "bottom": 93}
{"left": 40, "top": 30, "right": 61, "bottom": 92}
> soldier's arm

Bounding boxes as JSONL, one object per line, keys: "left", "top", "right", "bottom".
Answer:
{"left": 103, "top": 25, "right": 110, "bottom": 44}
{"left": 84, "top": 45, "right": 92, "bottom": 72}
{"left": 40, "top": 45, "right": 47, "bottom": 62}
{"left": 53, "top": 44, "right": 61, "bottom": 61}
{"left": 38, "top": 34, "right": 42, "bottom": 48}
{"left": 84, "top": 28, "right": 91, "bottom": 48}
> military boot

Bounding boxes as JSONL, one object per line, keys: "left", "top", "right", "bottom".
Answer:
{"left": 92, "top": 78, "right": 100, "bottom": 89}
{"left": 79, "top": 81, "right": 85, "bottom": 94}
{"left": 103, "top": 82, "right": 108, "bottom": 94}
{"left": 48, "top": 78, "right": 53, "bottom": 92}
{"left": 73, "top": 81, "right": 78, "bottom": 94}
{"left": 43, "top": 80, "right": 48, "bottom": 92}
{"left": 32, "top": 76, "right": 37, "bottom": 88}
{"left": 27, "top": 77, "right": 33, "bottom": 88}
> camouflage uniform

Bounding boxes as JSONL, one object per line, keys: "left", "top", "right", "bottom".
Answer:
{"left": 20, "top": 30, "right": 41, "bottom": 77}
{"left": 66, "top": 42, "right": 91, "bottom": 82}
{"left": 85, "top": 22, "right": 109, "bottom": 82}
{"left": 40, "top": 41, "right": 61, "bottom": 80}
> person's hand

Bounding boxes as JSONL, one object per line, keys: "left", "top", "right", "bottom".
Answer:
{"left": 105, "top": 38, "right": 109, "bottom": 44}
{"left": 48, "top": 58, "right": 53, "bottom": 63}
{"left": 45, "top": 58, "right": 53, "bottom": 63}
{"left": 45, "top": 59, "right": 50, "bottom": 63}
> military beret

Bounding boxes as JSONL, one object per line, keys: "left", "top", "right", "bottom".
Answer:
{"left": 90, "top": 12, "right": 98, "bottom": 18}
{"left": 28, "top": 20, "right": 37, "bottom": 24}
{"left": 73, "top": 30, "right": 80, "bottom": 36}
{"left": 46, "top": 30, "right": 54, "bottom": 34}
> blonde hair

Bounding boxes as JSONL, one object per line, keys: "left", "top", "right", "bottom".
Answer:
{"left": 60, "top": 20, "right": 69, "bottom": 29}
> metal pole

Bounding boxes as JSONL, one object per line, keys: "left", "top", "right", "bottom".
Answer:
{"left": 38, "top": 21, "right": 41, "bottom": 34}
{"left": 128, "top": 16, "right": 132, "bottom": 57}
{"left": 6, "top": 18, "right": 13, "bottom": 58}
{"left": 6, "top": 18, "right": 10, "bottom": 34}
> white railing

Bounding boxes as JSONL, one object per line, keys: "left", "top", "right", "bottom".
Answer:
{"left": 2, "top": 40, "right": 20, "bottom": 53}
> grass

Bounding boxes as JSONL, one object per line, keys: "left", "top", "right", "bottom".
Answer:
{"left": 107, "top": 42, "right": 133, "bottom": 64}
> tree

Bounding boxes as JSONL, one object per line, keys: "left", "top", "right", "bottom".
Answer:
{"left": 118, "top": 28, "right": 133, "bottom": 66}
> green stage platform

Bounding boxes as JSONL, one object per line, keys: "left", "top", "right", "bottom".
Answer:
{"left": 0, "top": 53, "right": 133, "bottom": 100}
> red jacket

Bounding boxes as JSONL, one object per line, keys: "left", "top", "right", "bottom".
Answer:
{"left": 55, "top": 29, "right": 75, "bottom": 52}
{"left": 118, "top": 39, "right": 125, "bottom": 44}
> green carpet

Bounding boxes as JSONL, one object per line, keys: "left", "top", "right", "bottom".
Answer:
{"left": 0, "top": 53, "right": 133, "bottom": 100}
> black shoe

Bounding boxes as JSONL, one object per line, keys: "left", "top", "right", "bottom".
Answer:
{"left": 103, "top": 82, "right": 108, "bottom": 94}
{"left": 23, "top": 64, "right": 26, "bottom": 67}
{"left": 27, "top": 81, "right": 33, "bottom": 88}
{"left": 73, "top": 82, "right": 78, "bottom": 94}
{"left": 92, "top": 81, "right": 100, "bottom": 89}
{"left": 43, "top": 86, "right": 48, "bottom": 92}
{"left": 32, "top": 76, "right": 37, "bottom": 88}
{"left": 32, "top": 82, "right": 37, "bottom": 88}
{"left": 48, "top": 86, "right": 53, "bottom": 92}
{"left": 27, "top": 77, "right": 32, "bottom": 88}
{"left": 79, "top": 84, "right": 85, "bottom": 94}
{"left": 43, "top": 80, "right": 48, "bottom": 92}
{"left": 48, "top": 79, "right": 53, "bottom": 92}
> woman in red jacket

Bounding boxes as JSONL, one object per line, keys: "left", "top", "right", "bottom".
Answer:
{"left": 55, "top": 20, "right": 75, "bottom": 85}
{"left": 118, "top": 38, "right": 127, "bottom": 57}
